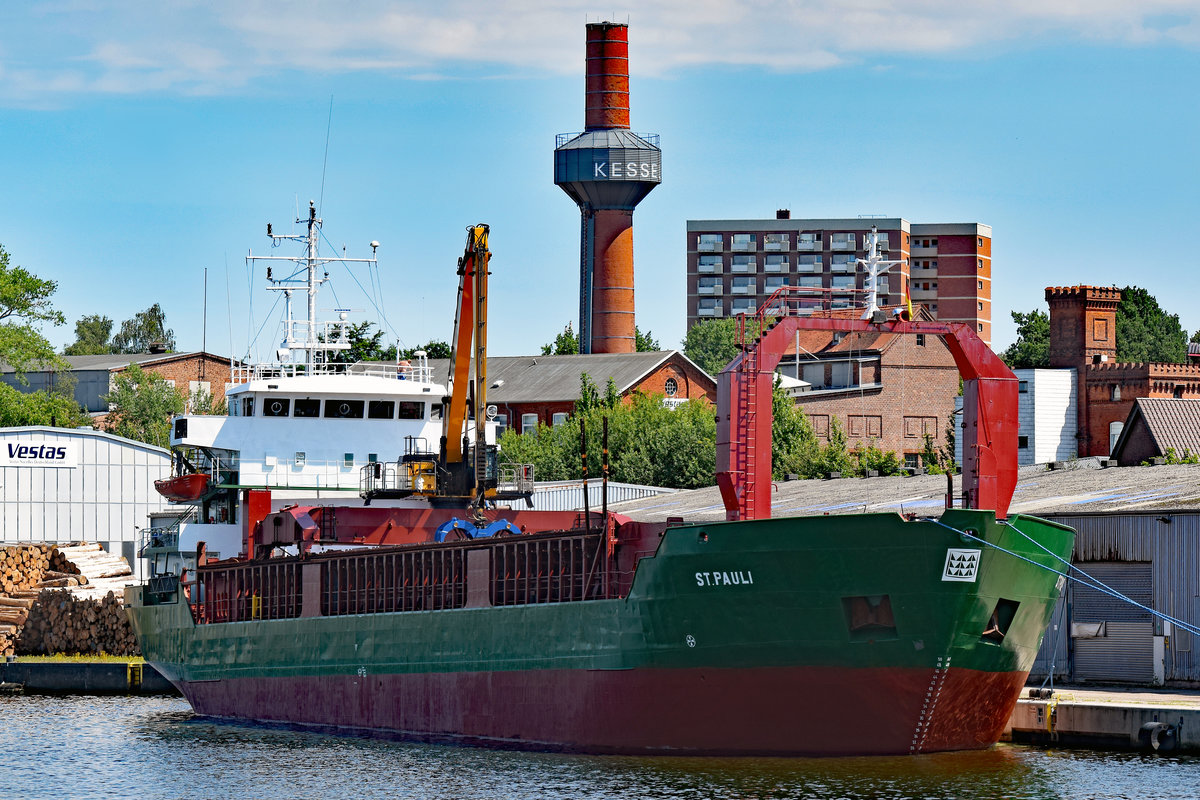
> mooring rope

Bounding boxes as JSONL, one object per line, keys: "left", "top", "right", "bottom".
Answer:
{"left": 924, "top": 517, "right": 1200, "bottom": 637}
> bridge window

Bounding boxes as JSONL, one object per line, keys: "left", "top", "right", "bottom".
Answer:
{"left": 397, "top": 401, "right": 425, "bottom": 420}
{"left": 263, "top": 398, "right": 290, "bottom": 417}
{"left": 293, "top": 399, "right": 320, "bottom": 418}
{"left": 324, "top": 399, "right": 365, "bottom": 419}
{"left": 368, "top": 400, "right": 395, "bottom": 419}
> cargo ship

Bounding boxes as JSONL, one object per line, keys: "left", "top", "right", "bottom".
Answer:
{"left": 127, "top": 227, "right": 1075, "bottom": 756}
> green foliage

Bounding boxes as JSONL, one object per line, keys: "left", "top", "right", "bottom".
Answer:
{"left": 1116, "top": 286, "right": 1188, "bottom": 364}
{"left": 815, "top": 416, "right": 854, "bottom": 477}
{"left": 683, "top": 318, "right": 739, "bottom": 376}
{"left": 1163, "top": 447, "right": 1200, "bottom": 465}
{"left": 64, "top": 314, "right": 115, "bottom": 355}
{"left": 1192, "top": 330, "right": 1200, "bottom": 344}
{"left": 541, "top": 323, "right": 579, "bottom": 355}
{"left": 920, "top": 433, "right": 945, "bottom": 474}
{"left": 1001, "top": 309, "right": 1050, "bottom": 369}
{"left": 0, "top": 244, "right": 67, "bottom": 378}
{"left": 771, "top": 381, "right": 820, "bottom": 479}
{"left": 0, "top": 383, "right": 88, "bottom": 428}
{"left": 400, "top": 339, "right": 450, "bottom": 360}
{"left": 187, "top": 383, "right": 227, "bottom": 415}
{"left": 498, "top": 392, "right": 716, "bottom": 489}
{"left": 852, "top": 443, "right": 903, "bottom": 477}
{"left": 577, "top": 372, "right": 601, "bottom": 414}
{"left": 102, "top": 364, "right": 184, "bottom": 447}
{"left": 112, "top": 304, "right": 175, "bottom": 354}
{"left": 604, "top": 377, "right": 620, "bottom": 409}
{"left": 635, "top": 326, "right": 660, "bottom": 352}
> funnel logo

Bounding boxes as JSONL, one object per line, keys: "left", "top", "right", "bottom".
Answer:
{"left": 941, "top": 548, "right": 980, "bottom": 582}
{"left": 1, "top": 440, "right": 78, "bottom": 468}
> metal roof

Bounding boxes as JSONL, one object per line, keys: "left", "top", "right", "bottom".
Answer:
{"left": 391, "top": 351, "right": 714, "bottom": 404}
{"left": 610, "top": 459, "right": 1200, "bottom": 524}
{"left": 1, "top": 351, "right": 233, "bottom": 374}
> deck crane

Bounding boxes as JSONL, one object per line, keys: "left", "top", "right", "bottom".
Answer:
{"left": 364, "top": 225, "right": 531, "bottom": 508}
{"left": 717, "top": 288, "right": 1019, "bottom": 522}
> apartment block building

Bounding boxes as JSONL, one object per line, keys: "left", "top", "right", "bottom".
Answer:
{"left": 686, "top": 212, "right": 992, "bottom": 344}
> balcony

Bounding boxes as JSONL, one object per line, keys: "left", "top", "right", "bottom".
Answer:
{"left": 730, "top": 258, "right": 757, "bottom": 274}
{"left": 730, "top": 281, "right": 756, "bottom": 295}
{"left": 764, "top": 257, "right": 789, "bottom": 273}
{"left": 796, "top": 257, "right": 823, "bottom": 273}
{"left": 830, "top": 257, "right": 857, "bottom": 273}
{"left": 697, "top": 282, "right": 723, "bottom": 295}
{"left": 796, "top": 238, "right": 821, "bottom": 251}
{"left": 697, "top": 303, "right": 723, "bottom": 316}
{"left": 911, "top": 245, "right": 938, "bottom": 257}
{"left": 731, "top": 300, "right": 757, "bottom": 314}
{"left": 731, "top": 237, "right": 757, "bottom": 252}
{"left": 697, "top": 259, "right": 723, "bottom": 274}
{"left": 764, "top": 279, "right": 788, "bottom": 292}
{"left": 763, "top": 236, "right": 789, "bottom": 251}
{"left": 697, "top": 240, "right": 723, "bottom": 252}
{"left": 830, "top": 236, "right": 857, "bottom": 251}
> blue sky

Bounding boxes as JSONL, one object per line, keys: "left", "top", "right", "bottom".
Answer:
{"left": 2, "top": 1, "right": 1198, "bottom": 361}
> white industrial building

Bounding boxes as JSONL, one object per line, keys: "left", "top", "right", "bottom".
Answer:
{"left": 1014, "top": 368, "right": 1078, "bottom": 465}
{"left": 956, "top": 368, "right": 1078, "bottom": 466}
{"left": 0, "top": 426, "right": 172, "bottom": 578}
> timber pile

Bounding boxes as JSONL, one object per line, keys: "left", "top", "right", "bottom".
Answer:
{"left": 0, "top": 542, "right": 139, "bottom": 657}
{"left": 17, "top": 589, "right": 139, "bottom": 656}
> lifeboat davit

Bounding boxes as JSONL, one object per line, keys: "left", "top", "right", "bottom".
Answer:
{"left": 154, "top": 473, "right": 210, "bottom": 502}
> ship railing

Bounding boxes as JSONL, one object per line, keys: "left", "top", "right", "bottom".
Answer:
{"left": 188, "top": 530, "right": 636, "bottom": 625}
{"left": 231, "top": 359, "right": 434, "bottom": 385}
{"left": 497, "top": 463, "right": 535, "bottom": 495}
{"left": 137, "top": 507, "right": 197, "bottom": 557}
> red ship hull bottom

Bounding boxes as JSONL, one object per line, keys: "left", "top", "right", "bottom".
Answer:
{"left": 177, "top": 665, "right": 1028, "bottom": 756}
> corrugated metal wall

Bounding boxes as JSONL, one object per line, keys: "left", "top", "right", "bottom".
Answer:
{"left": 1044, "top": 512, "right": 1200, "bottom": 683}
{"left": 0, "top": 427, "right": 171, "bottom": 579}
{"left": 1071, "top": 562, "right": 1153, "bottom": 683}
{"left": 525, "top": 479, "right": 675, "bottom": 512}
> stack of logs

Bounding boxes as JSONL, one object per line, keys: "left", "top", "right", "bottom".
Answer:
{"left": 0, "top": 543, "right": 139, "bottom": 657}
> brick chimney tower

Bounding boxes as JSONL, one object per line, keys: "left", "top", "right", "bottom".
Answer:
{"left": 1045, "top": 286, "right": 1120, "bottom": 367}
{"left": 554, "top": 22, "right": 661, "bottom": 354}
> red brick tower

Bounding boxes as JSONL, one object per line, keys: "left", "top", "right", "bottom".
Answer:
{"left": 554, "top": 23, "right": 661, "bottom": 354}
{"left": 1045, "top": 286, "right": 1120, "bottom": 367}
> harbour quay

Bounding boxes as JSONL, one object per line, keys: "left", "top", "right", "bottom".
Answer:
{"left": 0, "top": 659, "right": 175, "bottom": 696}
{"left": 1006, "top": 686, "right": 1200, "bottom": 753}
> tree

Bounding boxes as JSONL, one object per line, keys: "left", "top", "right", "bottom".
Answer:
{"left": 103, "top": 364, "right": 184, "bottom": 447}
{"left": 682, "top": 318, "right": 739, "bottom": 376}
{"left": 0, "top": 384, "right": 88, "bottom": 428}
{"left": 771, "top": 380, "right": 820, "bottom": 479}
{"left": 397, "top": 340, "right": 451, "bottom": 361}
{"left": 541, "top": 323, "right": 579, "bottom": 356}
{"left": 112, "top": 304, "right": 175, "bottom": 354}
{"left": 1116, "top": 286, "right": 1188, "bottom": 364}
{"left": 498, "top": 391, "right": 716, "bottom": 489}
{"left": 1192, "top": 329, "right": 1200, "bottom": 344}
{"left": 64, "top": 314, "right": 115, "bottom": 355}
{"left": 1001, "top": 310, "right": 1050, "bottom": 369}
{"left": 0, "top": 243, "right": 66, "bottom": 378}
{"left": 635, "top": 326, "right": 660, "bottom": 352}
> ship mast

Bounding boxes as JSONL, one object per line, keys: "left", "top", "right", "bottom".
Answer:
{"left": 857, "top": 226, "right": 905, "bottom": 319}
{"left": 247, "top": 200, "right": 379, "bottom": 369}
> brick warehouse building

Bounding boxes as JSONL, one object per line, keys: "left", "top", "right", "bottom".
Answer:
{"left": 413, "top": 351, "right": 716, "bottom": 435}
{"left": 1, "top": 350, "right": 236, "bottom": 425}
{"left": 1047, "top": 285, "right": 1200, "bottom": 456}
{"left": 686, "top": 213, "right": 992, "bottom": 344}
{"left": 776, "top": 313, "right": 961, "bottom": 465}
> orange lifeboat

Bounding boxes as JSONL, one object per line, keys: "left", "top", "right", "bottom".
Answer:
{"left": 154, "top": 473, "right": 211, "bottom": 502}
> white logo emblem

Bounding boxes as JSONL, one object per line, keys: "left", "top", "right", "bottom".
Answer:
{"left": 942, "top": 549, "right": 981, "bottom": 582}
{"left": 685, "top": 635, "right": 696, "bottom": 648}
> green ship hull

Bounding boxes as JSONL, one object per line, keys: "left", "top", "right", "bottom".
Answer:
{"left": 127, "top": 509, "right": 1074, "bottom": 755}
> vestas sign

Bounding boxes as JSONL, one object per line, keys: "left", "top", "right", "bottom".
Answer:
{"left": 0, "top": 440, "right": 78, "bottom": 468}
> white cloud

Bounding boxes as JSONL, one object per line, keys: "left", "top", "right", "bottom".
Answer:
{"left": 2, "top": 0, "right": 1199, "bottom": 102}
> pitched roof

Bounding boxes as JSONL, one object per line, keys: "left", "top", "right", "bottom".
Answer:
{"left": 1112, "top": 398, "right": 1200, "bottom": 460}
{"left": 1, "top": 351, "right": 234, "bottom": 374}
{"left": 416, "top": 351, "right": 713, "bottom": 404}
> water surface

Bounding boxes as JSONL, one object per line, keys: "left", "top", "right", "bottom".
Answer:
{"left": 1, "top": 696, "right": 1196, "bottom": 799}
